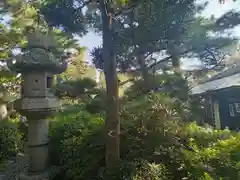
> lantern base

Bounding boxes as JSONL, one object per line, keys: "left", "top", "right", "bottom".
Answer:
{"left": 19, "top": 172, "right": 48, "bottom": 180}
{"left": 21, "top": 98, "right": 60, "bottom": 110}
{"left": 15, "top": 97, "right": 61, "bottom": 119}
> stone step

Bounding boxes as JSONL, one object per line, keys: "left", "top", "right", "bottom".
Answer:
{"left": 0, "top": 160, "right": 19, "bottom": 180}
{"left": 16, "top": 153, "right": 28, "bottom": 171}
{"left": 0, "top": 153, "right": 28, "bottom": 180}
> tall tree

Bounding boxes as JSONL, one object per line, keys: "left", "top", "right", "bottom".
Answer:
{"left": 90, "top": 1, "right": 237, "bottom": 90}
{"left": 40, "top": 0, "right": 197, "bottom": 166}
{"left": 36, "top": 0, "right": 240, "bottom": 167}
{"left": 40, "top": 0, "right": 145, "bottom": 168}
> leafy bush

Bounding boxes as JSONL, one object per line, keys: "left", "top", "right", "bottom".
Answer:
{"left": 54, "top": 77, "right": 97, "bottom": 98}
{"left": 85, "top": 88, "right": 107, "bottom": 115}
{"left": 49, "top": 105, "right": 104, "bottom": 179}
{"left": 101, "top": 160, "right": 171, "bottom": 180}
{"left": 0, "top": 121, "right": 22, "bottom": 166}
{"left": 49, "top": 94, "right": 240, "bottom": 180}
{"left": 180, "top": 124, "right": 240, "bottom": 180}
{"left": 180, "top": 123, "right": 234, "bottom": 148}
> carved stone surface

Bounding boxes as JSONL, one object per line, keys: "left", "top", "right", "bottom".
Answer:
{"left": 27, "top": 31, "right": 55, "bottom": 50}
{"left": 27, "top": 119, "right": 49, "bottom": 173}
{"left": 7, "top": 31, "right": 67, "bottom": 74}
{"left": 28, "top": 119, "right": 49, "bottom": 146}
{"left": 22, "top": 48, "right": 56, "bottom": 64}
{"left": 21, "top": 98, "right": 60, "bottom": 110}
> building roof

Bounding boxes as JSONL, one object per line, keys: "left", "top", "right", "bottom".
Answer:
{"left": 201, "top": 65, "right": 240, "bottom": 83}
{"left": 190, "top": 73, "right": 240, "bottom": 95}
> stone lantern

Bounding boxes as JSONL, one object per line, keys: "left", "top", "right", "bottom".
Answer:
{"left": 0, "top": 86, "right": 8, "bottom": 121}
{"left": 7, "top": 31, "right": 67, "bottom": 180}
{"left": 0, "top": 66, "right": 14, "bottom": 121}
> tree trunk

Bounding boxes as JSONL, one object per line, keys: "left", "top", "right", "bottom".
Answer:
{"left": 172, "top": 55, "right": 181, "bottom": 73}
{"left": 137, "top": 53, "right": 150, "bottom": 92}
{"left": 99, "top": 0, "right": 120, "bottom": 169}
{"left": 169, "top": 44, "right": 181, "bottom": 73}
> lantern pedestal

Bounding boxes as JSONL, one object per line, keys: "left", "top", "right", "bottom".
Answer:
{"left": 18, "top": 116, "right": 50, "bottom": 180}
{"left": 19, "top": 172, "right": 48, "bottom": 180}
{"left": 15, "top": 97, "right": 59, "bottom": 180}
{"left": 27, "top": 118, "right": 49, "bottom": 173}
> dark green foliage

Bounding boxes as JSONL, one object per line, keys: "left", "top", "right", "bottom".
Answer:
{"left": 0, "top": 121, "right": 23, "bottom": 167}
{"left": 49, "top": 102, "right": 174, "bottom": 180}
{"left": 48, "top": 106, "right": 104, "bottom": 168}
{"left": 54, "top": 77, "right": 97, "bottom": 98}
{"left": 40, "top": 0, "right": 88, "bottom": 35}
{"left": 124, "top": 73, "right": 191, "bottom": 120}
{"left": 90, "top": 46, "right": 103, "bottom": 70}
{"left": 215, "top": 11, "right": 240, "bottom": 31}
{"left": 101, "top": 160, "right": 171, "bottom": 180}
{"left": 48, "top": 94, "right": 240, "bottom": 180}
{"left": 84, "top": 88, "right": 107, "bottom": 115}
{"left": 85, "top": 97, "right": 106, "bottom": 115}
{"left": 124, "top": 74, "right": 165, "bottom": 96}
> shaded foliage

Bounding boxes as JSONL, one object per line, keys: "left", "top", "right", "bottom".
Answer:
{"left": 47, "top": 93, "right": 240, "bottom": 180}
{"left": 0, "top": 121, "right": 22, "bottom": 168}
{"left": 54, "top": 77, "right": 97, "bottom": 98}
{"left": 90, "top": 46, "right": 103, "bottom": 70}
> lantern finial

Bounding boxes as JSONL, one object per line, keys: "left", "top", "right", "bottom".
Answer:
{"left": 27, "top": 31, "right": 55, "bottom": 50}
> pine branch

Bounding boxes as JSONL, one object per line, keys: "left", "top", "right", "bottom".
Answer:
{"left": 78, "top": 0, "right": 95, "bottom": 9}
{"left": 114, "top": 3, "right": 140, "bottom": 17}
{"left": 113, "top": 0, "right": 153, "bottom": 17}
{"left": 119, "top": 78, "right": 135, "bottom": 86}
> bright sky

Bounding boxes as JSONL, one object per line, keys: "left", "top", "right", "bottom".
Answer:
{"left": 77, "top": 0, "right": 240, "bottom": 68}
{"left": 201, "top": 0, "right": 240, "bottom": 35}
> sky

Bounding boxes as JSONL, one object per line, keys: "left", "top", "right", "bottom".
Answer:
{"left": 77, "top": 0, "right": 240, "bottom": 68}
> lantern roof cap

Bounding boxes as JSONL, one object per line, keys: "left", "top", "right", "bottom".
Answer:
{"left": 7, "top": 31, "right": 67, "bottom": 74}
{"left": 26, "top": 31, "right": 56, "bottom": 50}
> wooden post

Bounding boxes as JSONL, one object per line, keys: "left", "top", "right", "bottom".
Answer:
{"left": 213, "top": 100, "right": 221, "bottom": 129}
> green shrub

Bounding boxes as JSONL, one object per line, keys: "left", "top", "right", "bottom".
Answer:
{"left": 60, "top": 129, "right": 104, "bottom": 180}
{"left": 182, "top": 133, "right": 240, "bottom": 180}
{"left": 101, "top": 160, "right": 171, "bottom": 180}
{"left": 49, "top": 94, "right": 240, "bottom": 180}
{"left": 130, "top": 161, "right": 170, "bottom": 180}
{"left": 0, "top": 121, "right": 22, "bottom": 165}
{"left": 180, "top": 123, "right": 234, "bottom": 147}
{"left": 49, "top": 105, "right": 104, "bottom": 179}
{"left": 119, "top": 94, "right": 240, "bottom": 180}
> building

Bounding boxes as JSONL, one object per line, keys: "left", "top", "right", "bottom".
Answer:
{"left": 190, "top": 65, "right": 240, "bottom": 130}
